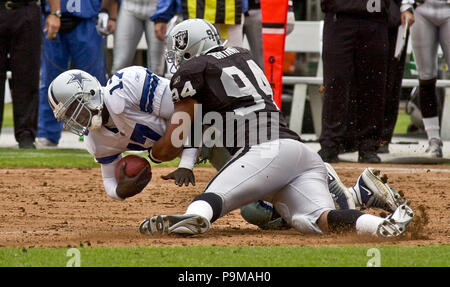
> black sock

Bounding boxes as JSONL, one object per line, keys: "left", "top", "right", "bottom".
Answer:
{"left": 419, "top": 78, "right": 438, "bottom": 118}
{"left": 192, "top": 193, "right": 223, "bottom": 223}
{"left": 327, "top": 209, "right": 365, "bottom": 233}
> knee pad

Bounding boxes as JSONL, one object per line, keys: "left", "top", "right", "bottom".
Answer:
{"left": 240, "top": 201, "right": 290, "bottom": 230}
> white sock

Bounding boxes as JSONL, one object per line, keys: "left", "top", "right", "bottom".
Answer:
{"left": 185, "top": 200, "right": 213, "bottom": 222}
{"left": 422, "top": 117, "right": 440, "bottom": 140}
{"left": 355, "top": 214, "right": 385, "bottom": 236}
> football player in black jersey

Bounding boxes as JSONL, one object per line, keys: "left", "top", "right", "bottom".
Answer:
{"left": 139, "top": 19, "right": 413, "bottom": 238}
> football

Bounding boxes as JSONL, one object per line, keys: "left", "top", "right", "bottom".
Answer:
{"left": 115, "top": 155, "right": 151, "bottom": 181}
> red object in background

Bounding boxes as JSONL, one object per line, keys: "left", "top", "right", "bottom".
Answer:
{"left": 261, "top": 0, "right": 288, "bottom": 109}
{"left": 115, "top": 155, "right": 151, "bottom": 181}
{"left": 283, "top": 52, "right": 297, "bottom": 74}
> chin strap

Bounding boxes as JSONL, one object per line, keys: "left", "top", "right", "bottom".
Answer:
{"left": 89, "top": 111, "right": 103, "bottom": 131}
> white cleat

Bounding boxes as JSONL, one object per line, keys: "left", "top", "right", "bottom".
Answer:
{"left": 36, "top": 137, "right": 58, "bottom": 148}
{"left": 377, "top": 204, "right": 414, "bottom": 237}
{"left": 324, "top": 163, "right": 356, "bottom": 210}
{"left": 350, "top": 168, "right": 406, "bottom": 212}
{"left": 139, "top": 214, "right": 210, "bottom": 235}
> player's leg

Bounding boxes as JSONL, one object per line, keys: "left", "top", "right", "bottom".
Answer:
{"left": 37, "top": 25, "right": 70, "bottom": 146}
{"left": 144, "top": 19, "right": 165, "bottom": 76}
{"left": 319, "top": 14, "right": 357, "bottom": 162}
{"left": 243, "top": 9, "right": 264, "bottom": 69}
{"left": 69, "top": 19, "right": 106, "bottom": 85}
{"left": 241, "top": 164, "right": 406, "bottom": 230}
{"left": 353, "top": 19, "right": 388, "bottom": 163}
{"left": 112, "top": 8, "right": 145, "bottom": 74}
{"left": 0, "top": 8, "right": 8, "bottom": 134}
{"left": 240, "top": 161, "right": 354, "bottom": 230}
{"left": 438, "top": 9, "right": 450, "bottom": 70}
{"left": 411, "top": 5, "right": 442, "bottom": 157}
{"left": 140, "top": 139, "right": 311, "bottom": 235}
{"left": 272, "top": 168, "right": 413, "bottom": 237}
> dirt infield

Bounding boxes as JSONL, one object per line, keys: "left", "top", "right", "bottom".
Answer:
{"left": 0, "top": 164, "right": 449, "bottom": 248}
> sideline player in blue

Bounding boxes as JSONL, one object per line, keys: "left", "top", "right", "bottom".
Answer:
{"left": 37, "top": 0, "right": 112, "bottom": 147}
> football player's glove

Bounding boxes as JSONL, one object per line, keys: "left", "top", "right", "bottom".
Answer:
{"left": 96, "top": 9, "right": 110, "bottom": 36}
{"left": 116, "top": 164, "right": 152, "bottom": 199}
{"left": 161, "top": 168, "right": 196, "bottom": 187}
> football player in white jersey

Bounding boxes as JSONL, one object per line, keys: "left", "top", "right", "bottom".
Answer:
{"left": 48, "top": 66, "right": 199, "bottom": 200}
{"left": 48, "top": 64, "right": 411, "bottom": 238}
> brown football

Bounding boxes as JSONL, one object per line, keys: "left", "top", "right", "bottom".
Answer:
{"left": 115, "top": 155, "right": 151, "bottom": 180}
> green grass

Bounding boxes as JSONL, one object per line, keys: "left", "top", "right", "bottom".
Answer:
{"left": 394, "top": 112, "right": 411, "bottom": 134}
{"left": 0, "top": 148, "right": 210, "bottom": 168}
{"left": 2, "top": 103, "right": 13, "bottom": 128}
{"left": 0, "top": 148, "right": 98, "bottom": 168}
{"left": 0, "top": 245, "right": 448, "bottom": 267}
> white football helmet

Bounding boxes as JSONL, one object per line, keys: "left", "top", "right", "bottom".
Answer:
{"left": 48, "top": 69, "right": 104, "bottom": 136}
{"left": 165, "top": 18, "right": 222, "bottom": 71}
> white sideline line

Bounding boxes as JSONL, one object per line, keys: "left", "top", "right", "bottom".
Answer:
{"left": 335, "top": 166, "right": 450, "bottom": 173}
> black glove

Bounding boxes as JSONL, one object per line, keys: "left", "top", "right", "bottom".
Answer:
{"left": 116, "top": 163, "right": 152, "bottom": 199}
{"left": 161, "top": 168, "right": 195, "bottom": 186}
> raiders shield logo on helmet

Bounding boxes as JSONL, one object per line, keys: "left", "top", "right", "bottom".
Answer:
{"left": 174, "top": 30, "right": 188, "bottom": 50}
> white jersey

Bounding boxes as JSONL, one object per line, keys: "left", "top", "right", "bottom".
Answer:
{"left": 83, "top": 66, "right": 198, "bottom": 201}
{"left": 85, "top": 66, "right": 173, "bottom": 164}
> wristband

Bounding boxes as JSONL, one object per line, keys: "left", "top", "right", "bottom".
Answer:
{"left": 148, "top": 148, "right": 162, "bottom": 164}
{"left": 178, "top": 148, "right": 198, "bottom": 170}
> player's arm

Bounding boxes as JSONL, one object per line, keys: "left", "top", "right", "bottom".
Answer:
{"left": 98, "top": 0, "right": 118, "bottom": 35}
{"left": 400, "top": 0, "right": 414, "bottom": 27}
{"left": 45, "top": 0, "right": 61, "bottom": 39}
{"left": 150, "top": 97, "right": 198, "bottom": 162}
{"left": 150, "top": 0, "right": 178, "bottom": 41}
{"left": 100, "top": 156, "right": 151, "bottom": 200}
{"left": 161, "top": 148, "right": 199, "bottom": 186}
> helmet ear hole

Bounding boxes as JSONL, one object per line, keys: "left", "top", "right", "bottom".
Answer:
{"left": 184, "top": 53, "right": 191, "bottom": 60}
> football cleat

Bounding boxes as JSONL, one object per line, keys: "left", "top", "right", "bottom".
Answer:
{"left": 139, "top": 214, "right": 210, "bottom": 235}
{"left": 324, "top": 163, "right": 356, "bottom": 210}
{"left": 425, "top": 138, "right": 443, "bottom": 158}
{"left": 350, "top": 168, "right": 406, "bottom": 212}
{"left": 377, "top": 204, "right": 414, "bottom": 237}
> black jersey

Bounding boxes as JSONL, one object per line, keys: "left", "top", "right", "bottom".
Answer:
{"left": 170, "top": 47, "right": 301, "bottom": 155}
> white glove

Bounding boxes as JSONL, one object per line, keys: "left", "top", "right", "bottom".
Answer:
{"left": 286, "top": 11, "right": 295, "bottom": 35}
{"left": 97, "top": 11, "right": 110, "bottom": 36}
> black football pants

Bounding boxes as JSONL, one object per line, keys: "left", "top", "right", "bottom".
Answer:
{"left": 320, "top": 13, "right": 389, "bottom": 153}
{"left": 0, "top": 2, "right": 41, "bottom": 141}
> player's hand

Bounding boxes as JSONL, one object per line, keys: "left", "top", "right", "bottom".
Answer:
{"left": 116, "top": 163, "right": 152, "bottom": 199}
{"left": 401, "top": 11, "right": 414, "bottom": 27}
{"left": 161, "top": 168, "right": 195, "bottom": 186}
{"left": 154, "top": 22, "right": 167, "bottom": 41}
{"left": 44, "top": 14, "right": 60, "bottom": 39}
{"left": 107, "top": 19, "right": 116, "bottom": 34}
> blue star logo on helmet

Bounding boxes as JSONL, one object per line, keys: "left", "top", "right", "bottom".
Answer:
{"left": 174, "top": 30, "right": 188, "bottom": 50}
{"left": 67, "top": 72, "right": 91, "bottom": 89}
